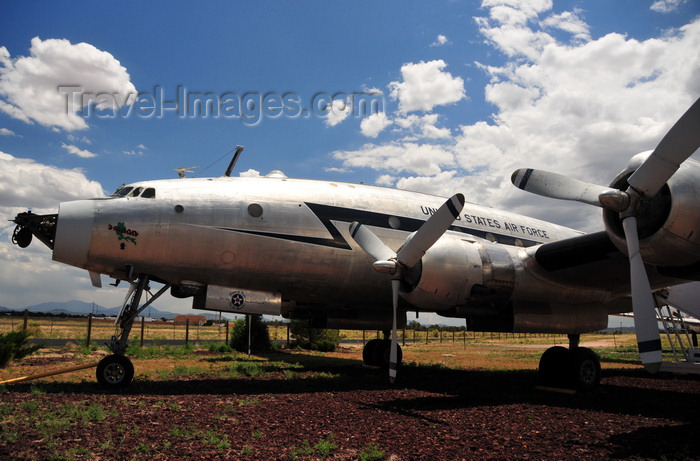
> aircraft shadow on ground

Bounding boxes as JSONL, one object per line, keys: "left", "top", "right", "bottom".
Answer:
{"left": 9, "top": 349, "right": 700, "bottom": 425}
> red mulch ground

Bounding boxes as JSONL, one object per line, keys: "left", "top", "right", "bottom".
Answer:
{"left": 1, "top": 354, "right": 699, "bottom": 460}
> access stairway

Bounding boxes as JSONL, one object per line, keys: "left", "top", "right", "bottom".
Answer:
{"left": 655, "top": 290, "right": 700, "bottom": 374}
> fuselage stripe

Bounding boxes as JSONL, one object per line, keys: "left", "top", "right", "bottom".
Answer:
{"left": 214, "top": 202, "right": 543, "bottom": 250}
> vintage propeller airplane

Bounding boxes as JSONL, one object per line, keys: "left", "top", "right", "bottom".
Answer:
{"left": 11, "top": 98, "right": 700, "bottom": 390}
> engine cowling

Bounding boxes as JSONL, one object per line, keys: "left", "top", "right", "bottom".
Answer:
{"left": 399, "top": 236, "right": 515, "bottom": 311}
{"left": 603, "top": 154, "right": 700, "bottom": 267}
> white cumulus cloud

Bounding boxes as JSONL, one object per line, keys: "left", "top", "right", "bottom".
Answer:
{"left": 333, "top": 142, "right": 455, "bottom": 176}
{"left": 430, "top": 34, "right": 451, "bottom": 47}
{"left": 360, "top": 112, "right": 392, "bottom": 138}
{"left": 388, "top": 60, "right": 466, "bottom": 113}
{"left": 650, "top": 0, "right": 688, "bottom": 13}
{"left": 0, "top": 37, "right": 136, "bottom": 131}
{"left": 324, "top": 97, "right": 353, "bottom": 127}
{"left": 61, "top": 143, "right": 97, "bottom": 158}
{"left": 0, "top": 151, "right": 104, "bottom": 209}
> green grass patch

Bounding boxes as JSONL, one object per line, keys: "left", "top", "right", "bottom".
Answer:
{"left": 290, "top": 434, "right": 338, "bottom": 460}
{"left": 358, "top": 441, "right": 386, "bottom": 461}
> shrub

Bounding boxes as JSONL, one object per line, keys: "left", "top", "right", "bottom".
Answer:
{"left": 230, "top": 315, "right": 271, "bottom": 353}
{"left": 311, "top": 339, "right": 338, "bottom": 352}
{"left": 0, "top": 330, "right": 42, "bottom": 368}
{"left": 289, "top": 320, "right": 340, "bottom": 352}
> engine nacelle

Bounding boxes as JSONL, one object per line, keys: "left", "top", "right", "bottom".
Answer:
{"left": 441, "top": 300, "right": 609, "bottom": 334}
{"left": 603, "top": 154, "right": 700, "bottom": 267}
{"left": 193, "top": 284, "right": 283, "bottom": 316}
{"left": 399, "top": 236, "right": 515, "bottom": 311}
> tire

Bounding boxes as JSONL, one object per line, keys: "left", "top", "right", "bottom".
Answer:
{"left": 538, "top": 346, "right": 570, "bottom": 388}
{"left": 363, "top": 339, "right": 382, "bottom": 366}
{"left": 569, "top": 347, "right": 601, "bottom": 392}
{"left": 96, "top": 354, "right": 134, "bottom": 388}
{"left": 372, "top": 340, "right": 402, "bottom": 369}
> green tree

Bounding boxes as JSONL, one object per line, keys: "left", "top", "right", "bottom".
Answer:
{"left": 288, "top": 319, "right": 340, "bottom": 352}
{"left": 230, "top": 315, "right": 271, "bottom": 353}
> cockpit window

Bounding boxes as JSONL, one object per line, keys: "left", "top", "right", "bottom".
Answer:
{"left": 128, "top": 187, "right": 144, "bottom": 197}
{"left": 141, "top": 188, "right": 156, "bottom": 198}
{"left": 112, "top": 186, "right": 133, "bottom": 197}
{"left": 111, "top": 185, "right": 156, "bottom": 198}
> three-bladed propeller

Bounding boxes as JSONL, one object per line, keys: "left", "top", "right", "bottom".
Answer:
{"left": 511, "top": 97, "right": 700, "bottom": 373}
{"left": 349, "top": 193, "right": 465, "bottom": 382}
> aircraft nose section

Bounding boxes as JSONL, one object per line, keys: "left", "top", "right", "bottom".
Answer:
{"left": 52, "top": 200, "right": 96, "bottom": 270}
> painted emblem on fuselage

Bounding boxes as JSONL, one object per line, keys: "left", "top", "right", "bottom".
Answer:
{"left": 108, "top": 222, "right": 138, "bottom": 247}
{"left": 230, "top": 291, "right": 246, "bottom": 309}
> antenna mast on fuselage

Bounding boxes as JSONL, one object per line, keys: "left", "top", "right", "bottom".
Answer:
{"left": 224, "top": 145, "right": 245, "bottom": 177}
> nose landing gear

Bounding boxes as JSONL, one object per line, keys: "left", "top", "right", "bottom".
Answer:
{"left": 97, "top": 275, "right": 170, "bottom": 389}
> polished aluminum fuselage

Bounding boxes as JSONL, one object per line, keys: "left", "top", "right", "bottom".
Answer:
{"left": 54, "top": 176, "right": 577, "bottom": 307}
{"left": 49, "top": 171, "right": 699, "bottom": 333}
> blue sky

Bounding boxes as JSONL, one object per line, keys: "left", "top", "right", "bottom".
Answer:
{"left": 0, "top": 0, "right": 698, "bottom": 314}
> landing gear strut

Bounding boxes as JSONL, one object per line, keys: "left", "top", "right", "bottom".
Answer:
{"left": 538, "top": 334, "right": 601, "bottom": 392}
{"left": 96, "top": 275, "right": 170, "bottom": 388}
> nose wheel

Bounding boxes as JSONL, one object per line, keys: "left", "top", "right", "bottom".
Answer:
{"left": 96, "top": 354, "right": 134, "bottom": 388}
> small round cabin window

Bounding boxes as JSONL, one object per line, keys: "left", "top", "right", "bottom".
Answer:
{"left": 248, "top": 203, "right": 263, "bottom": 218}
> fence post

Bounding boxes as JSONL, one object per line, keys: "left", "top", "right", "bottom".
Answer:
{"left": 185, "top": 319, "right": 190, "bottom": 347}
{"left": 86, "top": 313, "right": 93, "bottom": 347}
{"left": 140, "top": 316, "right": 145, "bottom": 347}
{"left": 225, "top": 320, "right": 229, "bottom": 344}
{"left": 23, "top": 309, "right": 28, "bottom": 331}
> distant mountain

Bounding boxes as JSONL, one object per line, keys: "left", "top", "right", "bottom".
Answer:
{"left": 23, "top": 300, "right": 105, "bottom": 316}
{"left": 5, "top": 300, "right": 176, "bottom": 319}
{"left": 4, "top": 300, "right": 231, "bottom": 321}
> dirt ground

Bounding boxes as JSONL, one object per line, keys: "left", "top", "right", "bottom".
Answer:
{"left": 1, "top": 343, "right": 699, "bottom": 460}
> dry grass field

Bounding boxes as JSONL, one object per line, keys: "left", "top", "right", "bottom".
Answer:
{"left": 0, "top": 326, "right": 645, "bottom": 385}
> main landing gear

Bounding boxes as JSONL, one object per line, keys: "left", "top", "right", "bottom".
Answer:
{"left": 362, "top": 331, "right": 403, "bottom": 369}
{"left": 538, "top": 334, "right": 601, "bottom": 392}
{"left": 96, "top": 275, "right": 170, "bottom": 388}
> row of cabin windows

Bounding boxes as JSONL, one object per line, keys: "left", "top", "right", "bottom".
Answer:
{"left": 112, "top": 186, "right": 156, "bottom": 198}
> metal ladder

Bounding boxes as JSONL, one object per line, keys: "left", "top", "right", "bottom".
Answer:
{"left": 655, "top": 291, "right": 700, "bottom": 374}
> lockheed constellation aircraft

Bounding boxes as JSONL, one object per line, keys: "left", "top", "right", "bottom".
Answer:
{"left": 11, "top": 98, "right": 700, "bottom": 390}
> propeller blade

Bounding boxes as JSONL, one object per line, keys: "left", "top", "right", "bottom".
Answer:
{"left": 389, "top": 279, "right": 400, "bottom": 383}
{"left": 622, "top": 217, "right": 663, "bottom": 373}
{"left": 511, "top": 168, "right": 617, "bottom": 208}
{"left": 396, "top": 194, "right": 465, "bottom": 268}
{"left": 349, "top": 222, "right": 396, "bottom": 262}
{"left": 627, "top": 97, "right": 700, "bottom": 197}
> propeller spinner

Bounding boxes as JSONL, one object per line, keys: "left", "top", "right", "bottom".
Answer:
{"left": 511, "top": 97, "right": 700, "bottom": 373}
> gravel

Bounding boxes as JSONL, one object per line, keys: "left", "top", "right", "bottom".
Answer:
{"left": 1, "top": 355, "right": 699, "bottom": 460}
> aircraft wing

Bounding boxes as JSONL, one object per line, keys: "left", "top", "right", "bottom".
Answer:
{"left": 531, "top": 231, "right": 674, "bottom": 295}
